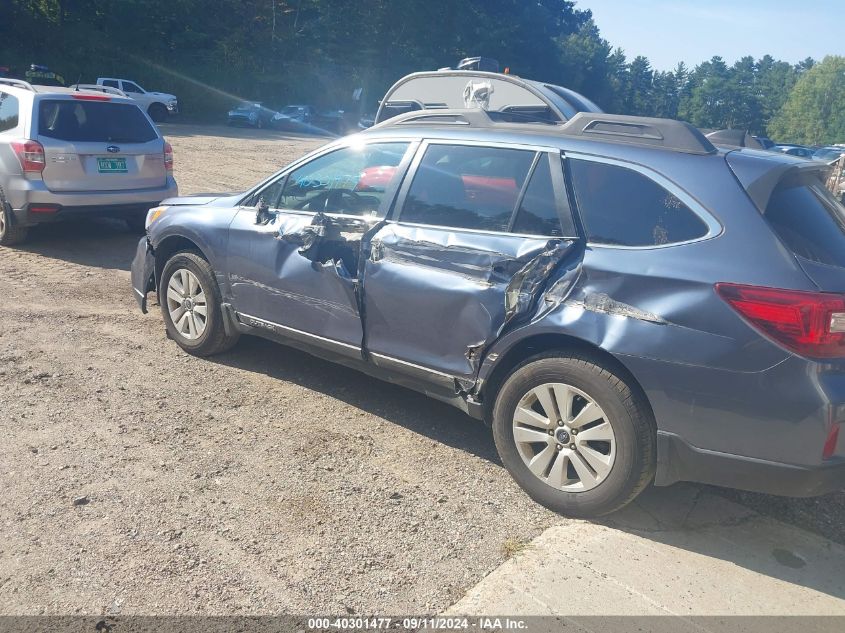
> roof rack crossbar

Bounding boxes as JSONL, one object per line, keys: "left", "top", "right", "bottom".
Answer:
{"left": 0, "top": 78, "right": 35, "bottom": 91}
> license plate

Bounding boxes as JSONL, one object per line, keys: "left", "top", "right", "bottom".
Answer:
{"left": 97, "top": 157, "right": 127, "bottom": 173}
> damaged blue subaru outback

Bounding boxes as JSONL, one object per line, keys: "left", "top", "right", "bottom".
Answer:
{"left": 132, "top": 70, "right": 845, "bottom": 517}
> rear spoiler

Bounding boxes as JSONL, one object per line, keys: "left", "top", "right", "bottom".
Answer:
{"left": 726, "top": 150, "right": 830, "bottom": 212}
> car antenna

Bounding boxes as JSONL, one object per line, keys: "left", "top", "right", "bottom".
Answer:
{"left": 74, "top": 72, "right": 81, "bottom": 91}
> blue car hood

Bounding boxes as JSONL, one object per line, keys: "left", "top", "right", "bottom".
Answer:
{"left": 161, "top": 193, "right": 242, "bottom": 207}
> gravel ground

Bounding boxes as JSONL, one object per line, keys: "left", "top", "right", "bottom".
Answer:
{"left": 0, "top": 123, "right": 842, "bottom": 616}
{"left": 0, "top": 124, "right": 559, "bottom": 615}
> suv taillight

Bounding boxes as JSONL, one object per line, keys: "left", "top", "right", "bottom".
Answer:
{"left": 823, "top": 424, "right": 840, "bottom": 459}
{"left": 164, "top": 141, "right": 173, "bottom": 173}
{"left": 11, "top": 140, "right": 45, "bottom": 173}
{"left": 716, "top": 283, "right": 845, "bottom": 359}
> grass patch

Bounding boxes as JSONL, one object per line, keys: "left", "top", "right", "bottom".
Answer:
{"left": 502, "top": 537, "right": 530, "bottom": 559}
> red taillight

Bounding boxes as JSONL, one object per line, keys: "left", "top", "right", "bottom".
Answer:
{"left": 716, "top": 283, "right": 845, "bottom": 359}
{"left": 164, "top": 141, "right": 173, "bottom": 172}
{"left": 823, "top": 424, "right": 840, "bottom": 459}
{"left": 72, "top": 93, "right": 111, "bottom": 101}
{"left": 29, "top": 204, "right": 59, "bottom": 214}
{"left": 11, "top": 140, "right": 45, "bottom": 173}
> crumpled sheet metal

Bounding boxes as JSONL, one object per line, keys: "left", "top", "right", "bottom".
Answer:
{"left": 369, "top": 223, "right": 555, "bottom": 284}
{"left": 362, "top": 223, "right": 580, "bottom": 383}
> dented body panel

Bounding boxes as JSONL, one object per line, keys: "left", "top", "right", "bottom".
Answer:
{"left": 362, "top": 222, "right": 576, "bottom": 382}
{"left": 227, "top": 209, "right": 364, "bottom": 354}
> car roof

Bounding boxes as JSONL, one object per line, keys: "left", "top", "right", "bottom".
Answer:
{"left": 0, "top": 81, "right": 135, "bottom": 102}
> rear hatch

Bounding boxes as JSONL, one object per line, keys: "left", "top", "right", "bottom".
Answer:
{"left": 727, "top": 150, "right": 845, "bottom": 292}
{"left": 36, "top": 97, "right": 165, "bottom": 192}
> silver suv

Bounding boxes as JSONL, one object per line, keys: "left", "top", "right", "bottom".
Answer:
{"left": 0, "top": 79, "right": 178, "bottom": 245}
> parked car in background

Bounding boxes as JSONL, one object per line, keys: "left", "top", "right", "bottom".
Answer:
{"left": 271, "top": 104, "right": 314, "bottom": 129}
{"left": 813, "top": 146, "right": 845, "bottom": 162}
{"left": 227, "top": 101, "right": 274, "bottom": 128}
{"left": 357, "top": 112, "right": 375, "bottom": 130}
{"left": 0, "top": 78, "right": 177, "bottom": 245}
{"left": 132, "top": 69, "right": 845, "bottom": 517}
{"left": 96, "top": 78, "right": 178, "bottom": 122}
{"left": 26, "top": 64, "right": 65, "bottom": 87}
{"left": 753, "top": 135, "right": 775, "bottom": 149}
{"left": 773, "top": 144, "right": 814, "bottom": 158}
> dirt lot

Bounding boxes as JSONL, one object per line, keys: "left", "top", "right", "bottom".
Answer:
{"left": 0, "top": 123, "right": 842, "bottom": 615}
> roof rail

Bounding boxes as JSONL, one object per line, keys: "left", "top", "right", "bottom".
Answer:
{"left": 377, "top": 108, "right": 717, "bottom": 155}
{"left": 0, "top": 78, "right": 35, "bottom": 91}
{"left": 559, "top": 113, "right": 716, "bottom": 155}
{"left": 69, "top": 83, "right": 128, "bottom": 97}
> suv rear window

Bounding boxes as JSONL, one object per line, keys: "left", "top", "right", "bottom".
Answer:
{"left": 765, "top": 177, "right": 845, "bottom": 268}
{"left": 569, "top": 159, "right": 709, "bottom": 246}
{"left": 38, "top": 99, "right": 157, "bottom": 143}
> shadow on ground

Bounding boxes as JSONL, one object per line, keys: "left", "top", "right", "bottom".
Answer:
{"left": 602, "top": 483, "right": 845, "bottom": 603}
{"left": 209, "top": 334, "right": 499, "bottom": 463}
{"left": 14, "top": 217, "right": 141, "bottom": 271}
{"left": 158, "top": 122, "right": 336, "bottom": 141}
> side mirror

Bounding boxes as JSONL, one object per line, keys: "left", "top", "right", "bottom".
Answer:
{"left": 254, "top": 197, "right": 272, "bottom": 225}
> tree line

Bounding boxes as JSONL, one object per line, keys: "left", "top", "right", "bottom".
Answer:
{"left": 2, "top": 0, "right": 843, "bottom": 144}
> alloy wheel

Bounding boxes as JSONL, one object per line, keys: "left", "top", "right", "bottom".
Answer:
{"left": 512, "top": 382, "right": 616, "bottom": 492}
{"left": 166, "top": 268, "right": 208, "bottom": 341}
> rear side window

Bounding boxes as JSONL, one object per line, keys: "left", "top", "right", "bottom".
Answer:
{"left": 38, "top": 100, "right": 157, "bottom": 143}
{"left": 0, "top": 93, "right": 19, "bottom": 132}
{"left": 766, "top": 179, "right": 845, "bottom": 268}
{"left": 569, "top": 159, "right": 708, "bottom": 246}
{"left": 401, "top": 144, "right": 535, "bottom": 232}
{"left": 102, "top": 80, "right": 119, "bottom": 88}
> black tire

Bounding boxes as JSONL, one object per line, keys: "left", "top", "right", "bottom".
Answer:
{"left": 148, "top": 103, "right": 167, "bottom": 122}
{"left": 159, "top": 251, "right": 239, "bottom": 356}
{"left": 0, "top": 189, "right": 28, "bottom": 246}
{"left": 492, "top": 353, "right": 655, "bottom": 517}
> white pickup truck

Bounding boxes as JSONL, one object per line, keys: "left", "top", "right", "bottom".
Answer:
{"left": 96, "top": 78, "right": 178, "bottom": 122}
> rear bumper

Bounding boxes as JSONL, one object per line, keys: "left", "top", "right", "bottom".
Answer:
{"left": 9, "top": 177, "right": 178, "bottom": 226}
{"left": 130, "top": 235, "right": 156, "bottom": 314}
{"left": 657, "top": 431, "right": 845, "bottom": 497}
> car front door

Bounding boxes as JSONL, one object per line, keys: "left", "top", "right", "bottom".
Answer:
{"left": 227, "top": 140, "right": 415, "bottom": 357}
{"left": 361, "top": 140, "right": 581, "bottom": 390}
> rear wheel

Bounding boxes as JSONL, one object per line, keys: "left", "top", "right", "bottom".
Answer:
{"left": 148, "top": 103, "right": 167, "bottom": 122}
{"left": 159, "top": 251, "right": 239, "bottom": 356}
{"left": 492, "top": 353, "right": 655, "bottom": 517}
{"left": 0, "top": 191, "right": 28, "bottom": 246}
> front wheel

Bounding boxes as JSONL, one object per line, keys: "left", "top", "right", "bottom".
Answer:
{"left": 492, "top": 354, "right": 655, "bottom": 517}
{"left": 159, "top": 251, "right": 239, "bottom": 356}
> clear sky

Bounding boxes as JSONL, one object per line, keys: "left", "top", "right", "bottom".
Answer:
{"left": 582, "top": 0, "right": 845, "bottom": 71}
